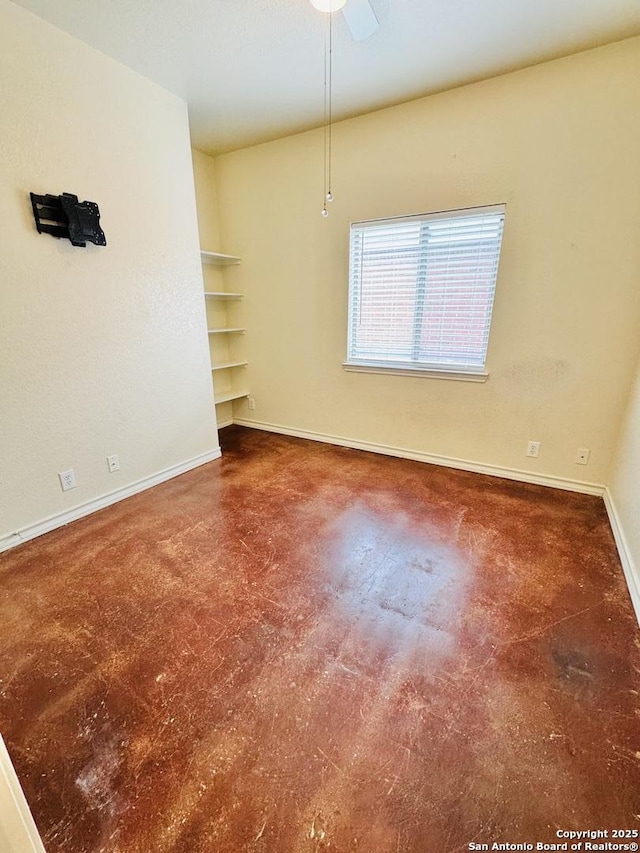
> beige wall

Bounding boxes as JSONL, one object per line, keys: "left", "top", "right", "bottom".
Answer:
{"left": 192, "top": 149, "right": 221, "bottom": 250}
{"left": 0, "top": 1, "right": 217, "bottom": 544}
{"left": 0, "top": 736, "right": 45, "bottom": 853}
{"left": 212, "top": 37, "right": 640, "bottom": 488}
{"left": 609, "top": 357, "right": 640, "bottom": 594}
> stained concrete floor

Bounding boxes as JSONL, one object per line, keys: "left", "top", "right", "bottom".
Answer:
{"left": 0, "top": 426, "right": 639, "bottom": 852}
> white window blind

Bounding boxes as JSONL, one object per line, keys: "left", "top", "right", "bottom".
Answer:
{"left": 346, "top": 205, "right": 505, "bottom": 376}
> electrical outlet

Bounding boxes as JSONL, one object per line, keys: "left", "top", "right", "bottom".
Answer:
{"left": 575, "top": 448, "right": 590, "bottom": 465}
{"left": 247, "top": 396, "right": 256, "bottom": 411}
{"left": 107, "top": 454, "right": 120, "bottom": 473}
{"left": 59, "top": 468, "right": 77, "bottom": 491}
{"left": 526, "top": 441, "right": 541, "bottom": 458}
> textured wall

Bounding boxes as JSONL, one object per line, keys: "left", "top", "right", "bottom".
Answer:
{"left": 0, "top": 1, "right": 218, "bottom": 542}
{"left": 212, "top": 37, "right": 640, "bottom": 488}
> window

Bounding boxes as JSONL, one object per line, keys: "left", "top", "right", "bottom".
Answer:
{"left": 345, "top": 204, "right": 505, "bottom": 380}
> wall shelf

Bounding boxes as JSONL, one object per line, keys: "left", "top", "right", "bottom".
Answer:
{"left": 215, "top": 390, "right": 250, "bottom": 404}
{"left": 200, "top": 248, "right": 248, "bottom": 413}
{"left": 204, "top": 291, "right": 243, "bottom": 299}
{"left": 211, "top": 361, "right": 248, "bottom": 371}
{"left": 200, "top": 251, "right": 241, "bottom": 266}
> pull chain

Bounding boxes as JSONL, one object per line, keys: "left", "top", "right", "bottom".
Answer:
{"left": 322, "top": 11, "right": 334, "bottom": 217}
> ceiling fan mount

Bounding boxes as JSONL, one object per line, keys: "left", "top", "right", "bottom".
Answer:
{"left": 309, "top": 0, "right": 379, "bottom": 42}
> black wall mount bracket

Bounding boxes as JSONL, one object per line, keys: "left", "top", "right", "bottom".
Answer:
{"left": 30, "top": 192, "right": 106, "bottom": 247}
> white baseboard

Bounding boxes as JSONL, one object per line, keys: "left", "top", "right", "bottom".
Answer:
{"left": 603, "top": 489, "right": 640, "bottom": 626}
{"left": 233, "top": 418, "right": 605, "bottom": 496}
{"left": 216, "top": 418, "right": 234, "bottom": 429}
{"left": 0, "top": 448, "right": 221, "bottom": 554}
{"left": 0, "top": 735, "right": 47, "bottom": 853}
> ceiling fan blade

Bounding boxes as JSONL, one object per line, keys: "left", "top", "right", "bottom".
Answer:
{"left": 342, "top": 0, "right": 379, "bottom": 41}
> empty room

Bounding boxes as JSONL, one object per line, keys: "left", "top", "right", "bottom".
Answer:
{"left": 1, "top": 0, "right": 640, "bottom": 850}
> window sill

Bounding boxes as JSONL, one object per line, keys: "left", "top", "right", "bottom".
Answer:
{"left": 342, "top": 361, "right": 489, "bottom": 383}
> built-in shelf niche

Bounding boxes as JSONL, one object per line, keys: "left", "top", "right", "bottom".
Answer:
{"left": 200, "top": 249, "right": 248, "bottom": 420}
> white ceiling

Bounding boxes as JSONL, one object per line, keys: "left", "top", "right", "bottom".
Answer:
{"left": 10, "top": 0, "right": 640, "bottom": 154}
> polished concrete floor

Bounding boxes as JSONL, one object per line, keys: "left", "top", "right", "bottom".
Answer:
{"left": 1, "top": 426, "right": 638, "bottom": 852}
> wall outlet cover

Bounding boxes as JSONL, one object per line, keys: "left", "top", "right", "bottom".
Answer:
{"left": 59, "top": 469, "right": 77, "bottom": 491}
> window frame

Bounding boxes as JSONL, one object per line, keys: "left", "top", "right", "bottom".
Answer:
{"left": 343, "top": 204, "right": 506, "bottom": 383}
